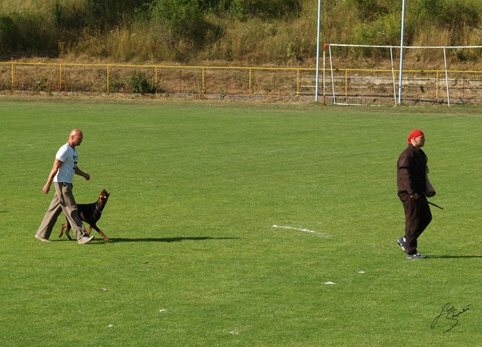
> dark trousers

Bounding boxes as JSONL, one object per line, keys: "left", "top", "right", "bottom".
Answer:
{"left": 399, "top": 192, "right": 432, "bottom": 254}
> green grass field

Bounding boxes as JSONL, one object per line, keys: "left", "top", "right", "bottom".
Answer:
{"left": 1, "top": 97, "right": 481, "bottom": 346}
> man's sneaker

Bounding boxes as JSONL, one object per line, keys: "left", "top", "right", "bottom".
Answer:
{"left": 78, "top": 235, "right": 95, "bottom": 244}
{"left": 397, "top": 237, "right": 407, "bottom": 252}
{"left": 35, "top": 234, "right": 51, "bottom": 243}
{"left": 406, "top": 252, "right": 427, "bottom": 259}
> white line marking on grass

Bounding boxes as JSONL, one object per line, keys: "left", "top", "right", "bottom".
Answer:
{"left": 272, "top": 225, "right": 331, "bottom": 238}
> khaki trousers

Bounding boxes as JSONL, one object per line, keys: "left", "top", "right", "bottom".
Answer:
{"left": 36, "top": 182, "right": 87, "bottom": 241}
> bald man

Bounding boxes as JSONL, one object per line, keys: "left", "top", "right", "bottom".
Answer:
{"left": 36, "top": 129, "right": 95, "bottom": 244}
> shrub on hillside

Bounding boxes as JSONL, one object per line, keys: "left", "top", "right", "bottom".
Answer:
{"left": 143, "top": 0, "right": 207, "bottom": 45}
{"left": 0, "top": 15, "right": 17, "bottom": 53}
{"left": 130, "top": 71, "right": 156, "bottom": 93}
{"left": 0, "top": 12, "right": 59, "bottom": 56}
{"left": 414, "top": 0, "right": 481, "bottom": 30}
{"left": 236, "top": 0, "right": 302, "bottom": 19}
{"left": 86, "top": 0, "right": 149, "bottom": 29}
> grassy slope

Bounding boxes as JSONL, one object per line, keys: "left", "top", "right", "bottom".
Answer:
{"left": 1, "top": 0, "right": 482, "bottom": 67}
{"left": 0, "top": 98, "right": 481, "bottom": 346}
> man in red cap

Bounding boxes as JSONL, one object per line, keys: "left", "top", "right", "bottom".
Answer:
{"left": 396, "top": 129, "right": 433, "bottom": 259}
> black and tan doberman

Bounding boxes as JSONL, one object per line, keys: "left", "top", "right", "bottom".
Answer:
{"left": 59, "top": 189, "right": 111, "bottom": 242}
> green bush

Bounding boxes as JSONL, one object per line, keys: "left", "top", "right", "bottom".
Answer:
{"left": 195, "top": 0, "right": 301, "bottom": 20}
{"left": 129, "top": 71, "right": 156, "bottom": 94}
{"left": 86, "top": 0, "right": 147, "bottom": 30}
{"left": 146, "top": 0, "right": 207, "bottom": 44}
{"left": 346, "top": 0, "right": 389, "bottom": 21}
{"left": 414, "top": 0, "right": 481, "bottom": 30}
{"left": 239, "top": 0, "right": 302, "bottom": 19}
{"left": 0, "top": 15, "right": 17, "bottom": 53}
{"left": 7, "top": 12, "right": 59, "bottom": 55}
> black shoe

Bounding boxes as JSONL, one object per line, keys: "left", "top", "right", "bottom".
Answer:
{"left": 406, "top": 252, "right": 427, "bottom": 259}
{"left": 397, "top": 237, "right": 407, "bottom": 252}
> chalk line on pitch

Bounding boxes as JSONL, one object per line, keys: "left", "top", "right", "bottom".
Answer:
{"left": 272, "top": 225, "right": 331, "bottom": 238}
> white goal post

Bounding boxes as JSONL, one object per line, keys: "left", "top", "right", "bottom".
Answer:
{"left": 321, "top": 44, "right": 482, "bottom": 106}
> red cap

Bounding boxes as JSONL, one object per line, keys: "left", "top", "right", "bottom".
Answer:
{"left": 408, "top": 129, "right": 424, "bottom": 144}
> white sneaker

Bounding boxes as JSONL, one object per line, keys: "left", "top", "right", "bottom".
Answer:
{"left": 78, "top": 235, "right": 95, "bottom": 244}
{"left": 35, "top": 234, "right": 51, "bottom": 243}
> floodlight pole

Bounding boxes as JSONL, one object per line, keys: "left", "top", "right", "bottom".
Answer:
{"left": 315, "top": 0, "right": 322, "bottom": 102}
{"left": 398, "top": 0, "right": 406, "bottom": 104}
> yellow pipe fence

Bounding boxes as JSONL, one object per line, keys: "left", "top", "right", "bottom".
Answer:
{"left": 2, "top": 62, "right": 482, "bottom": 104}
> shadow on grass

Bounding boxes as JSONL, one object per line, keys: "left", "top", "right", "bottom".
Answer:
{"left": 428, "top": 255, "right": 482, "bottom": 259}
{"left": 109, "top": 236, "right": 240, "bottom": 243}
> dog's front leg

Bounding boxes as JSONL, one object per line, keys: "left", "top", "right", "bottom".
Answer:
{"left": 98, "top": 230, "right": 110, "bottom": 242}
{"left": 91, "top": 225, "right": 110, "bottom": 242}
{"left": 59, "top": 223, "right": 74, "bottom": 240}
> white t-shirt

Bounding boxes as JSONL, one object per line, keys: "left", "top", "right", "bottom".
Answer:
{"left": 53, "top": 143, "right": 78, "bottom": 183}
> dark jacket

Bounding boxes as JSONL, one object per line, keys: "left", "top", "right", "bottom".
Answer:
{"left": 397, "top": 145, "right": 428, "bottom": 196}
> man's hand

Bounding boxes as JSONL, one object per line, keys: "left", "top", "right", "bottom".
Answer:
{"left": 75, "top": 167, "right": 90, "bottom": 181}
{"left": 42, "top": 183, "right": 51, "bottom": 194}
{"left": 410, "top": 193, "right": 420, "bottom": 200}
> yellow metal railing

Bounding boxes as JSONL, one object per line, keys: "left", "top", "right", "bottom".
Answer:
{"left": 325, "top": 67, "right": 482, "bottom": 105}
{"left": 0, "top": 62, "right": 316, "bottom": 97}
{"left": 2, "top": 61, "right": 482, "bottom": 104}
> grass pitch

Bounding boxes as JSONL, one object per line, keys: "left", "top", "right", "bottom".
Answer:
{"left": 0, "top": 97, "right": 481, "bottom": 346}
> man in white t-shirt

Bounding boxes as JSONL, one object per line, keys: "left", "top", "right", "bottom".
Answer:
{"left": 36, "top": 129, "right": 95, "bottom": 244}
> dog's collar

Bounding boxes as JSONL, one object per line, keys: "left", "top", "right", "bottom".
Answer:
{"left": 94, "top": 201, "right": 104, "bottom": 218}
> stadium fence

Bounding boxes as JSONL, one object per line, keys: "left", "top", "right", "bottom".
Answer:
{"left": 1, "top": 60, "right": 482, "bottom": 105}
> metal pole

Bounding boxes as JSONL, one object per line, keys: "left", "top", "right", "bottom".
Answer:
{"left": 323, "top": 47, "right": 326, "bottom": 105}
{"left": 11, "top": 62, "right": 14, "bottom": 90}
{"left": 106, "top": 65, "right": 110, "bottom": 93}
{"left": 398, "top": 0, "right": 406, "bottom": 104}
{"left": 443, "top": 48, "right": 450, "bottom": 107}
{"left": 329, "top": 45, "right": 336, "bottom": 104}
{"left": 390, "top": 48, "right": 397, "bottom": 106}
{"left": 315, "top": 0, "right": 322, "bottom": 102}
